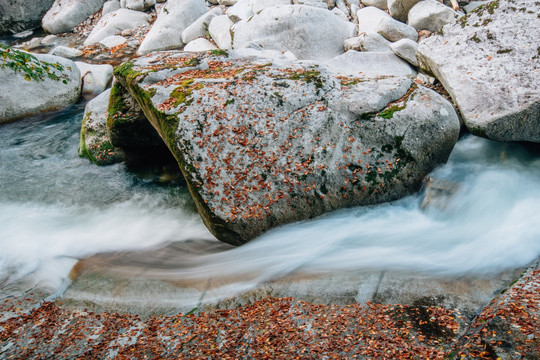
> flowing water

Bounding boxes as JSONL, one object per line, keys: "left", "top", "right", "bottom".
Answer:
{"left": 1, "top": 103, "right": 540, "bottom": 301}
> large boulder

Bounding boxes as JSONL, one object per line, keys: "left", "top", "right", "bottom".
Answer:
{"left": 42, "top": 0, "right": 107, "bottom": 34}
{"left": 232, "top": 5, "right": 357, "bottom": 61}
{"left": 113, "top": 51, "right": 460, "bottom": 245}
{"left": 136, "top": 0, "right": 208, "bottom": 55}
{"left": 417, "top": 0, "right": 540, "bottom": 142}
{"left": 75, "top": 61, "right": 114, "bottom": 95}
{"left": 0, "top": 52, "right": 81, "bottom": 123}
{"left": 387, "top": 0, "right": 422, "bottom": 22}
{"left": 0, "top": 0, "right": 55, "bottom": 35}
{"left": 408, "top": 0, "right": 460, "bottom": 33}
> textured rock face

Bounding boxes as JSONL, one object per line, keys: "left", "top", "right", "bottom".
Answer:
{"left": 407, "top": 0, "right": 460, "bottom": 32}
{"left": 0, "top": 0, "right": 55, "bottom": 35}
{"left": 417, "top": 0, "right": 540, "bottom": 142}
{"left": 84, "top": 8, "right": 151, "bottom": 46}
{"left": 232, "top": 5, "right": 356, "bottom": 61}
{"left": 79, "top": 88, "right": 124, "bottom": 165}
{"left": 114, "top": 51, "right": 460, "bottom": 245}
{"left": 0, "top": 53, "right": 81, "bottom": 123}
{"left": 42, "top": 0, "right": 107, "bottom": 34}
{"left": 136, "top": 0, "right": 207, "bottom": 55}
{"left": 387, "top": 0, "right": 422, "bottom": 22}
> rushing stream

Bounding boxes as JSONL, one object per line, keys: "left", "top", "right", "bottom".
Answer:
{"left": 1, "top": 102, "right": 540, "bottom": 297}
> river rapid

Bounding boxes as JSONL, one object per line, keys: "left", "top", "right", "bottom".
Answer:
{"left": 1, "top": 102, "right": 540, "bottom": 297}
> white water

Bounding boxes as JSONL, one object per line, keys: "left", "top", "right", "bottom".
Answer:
{"left": 1, "top": 103, "right": 539, "bottom": 295}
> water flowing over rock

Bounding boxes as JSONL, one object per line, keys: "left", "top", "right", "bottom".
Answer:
{"left": 113, "top": 50, "right": 460, "bottom": 245}
{"left": 0, "top": 0, "right": 55, "bottom": 35}
{"left": 231, "top": 5, "right": 357, "bottom": 61}
{"left": 417, "top": 0, "right": 540, "bottom": 142}
{"left": 0, "top": 53, "right": 81, "bottom": 123}
{"left": 42, "top": 0, "right": 107, "bottom": 34}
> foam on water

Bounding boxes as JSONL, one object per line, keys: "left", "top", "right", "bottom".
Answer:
{"left": 1, "top": 103, "right": 539, "bottom": 294}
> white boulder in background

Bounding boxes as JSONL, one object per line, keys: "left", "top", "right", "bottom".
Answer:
{"left": 181, "top": 8, "right": 222, "bottom": 44}
{"left": 376, "top": 16, "right": 418, "bottom": 42}
{"left": 184, "top": 38, "right": 218, "bottom": 52}
{"left": 208, "top": 15, "right": 234, "bottom": 50}
{"left": 120, "top": 0, "right": 156, "bottom": 11}
{"left": 84, "top": 9, "right": 150, "bottom": 46}
{"left": 75, "top": 61, "right": 114, "bottom": 95}
{"left": 408, "top": 0, "right": 460, "bottom": 33}
{"left": 102, "top": 0, "right": 121, "bottom": 15}
{"left": 43, "top": 0, "right": 107, "bottom": 34}
{"left": 360, "top": 0, "right": 387, "bottom": 10}
{"left": 232, "top": 5, "right": 356, "bottom": 61}
{"left": 137, "top": 0, "right": 207, "bottom": 55}
{"left": 390, "top": 38, "right": 418, "bottom": 66}
{"left": 387, "top": 0, "right": 422, "bottom": 22}
{"left": 50, "top": 46, "right": 83, "bottom": 58}
{"left": 325, "top": 50, "right": 416, "bottom": 78}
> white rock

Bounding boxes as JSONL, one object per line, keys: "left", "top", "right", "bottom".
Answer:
{"left": 228, "top": 0, "right": 291, "bottom": 23}
{"left": 376, "top": 16, "right": 418, "bottom": 42}
{"left": 332, "top": 8, "right": 349, "bottom": 21}
{"left": 0, "top": 53, "right": 81, "bottom": 123}
{"left": 293, "top": 0, "right": 328, "bottom": 8}
{"left": 208, "top": 15, "right": 233, "bottom": 50}
{"left": 325, "top": 50, "right": 416, "bottom": 78}
{"left": 390, "top": 38, "right": 418, "bottom": 66}
{"left": 120, "top": 0, "right": 156, "bottom": 11}
{"left": 137, "top": 0, "right": 208, "bottom": 55}
{"left": 184, "top": 38, "right": 218, "bottom": 52}
{"left": 408, "top": 0, "right": 460, "bottom": 33}
{"left": 335, "top": 0, "right": 350, "bottom": 16}
{"left": 42, "top": 0, "right": 108, "bottom": 34}
{"left": 344, "top": 32, "right": 392, "bottom": 52}
{"left": 102, "top": 0, "right": 121, "bottom": 14}
{"left": 350, "top": 4, "right": 360, "bottom": 23}
{"left": 232, "top": 5, "right": 357, "bottom": 61}
{"left": 360, "top": 0, "right": 387, "bottom": 10}
{"left": 218, "top": 0, "right": 238, "bottom": 5}
{"left": 50, "top": 46, "right": 83, "bottom": 58}
{"left": 181, "top": 7, "right": 221, "bottom": 44}
{"left": 41, "top": 35, "right": 59, "bottom": 46}
{"left": 99, "top": 35, "right": 127, "bottom": 48}
{"left": 356, "top": 6, "right": 391, "bottom": 34}
{"left": 387, "top": 0, "right": 422, "bottom": 22}
{"left": 75, "top": 61, "right": 114, "bottom": 95}
{"left": 416, "top": 72, "right": 435, "bottom": 85}
{"left": 84, "top": 9, "right": 150, "bottom": 46}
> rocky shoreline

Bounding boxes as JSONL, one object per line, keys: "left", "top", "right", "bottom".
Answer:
{"left": 1, "top": 0, "right": 539, "bottom": 357}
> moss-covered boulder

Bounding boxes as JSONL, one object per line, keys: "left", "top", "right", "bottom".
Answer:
{"left": 79, "top": 89, "right": 124, "bottom": 166}
{"left": 114, "top": 50, "right": 460, "bottom": 245}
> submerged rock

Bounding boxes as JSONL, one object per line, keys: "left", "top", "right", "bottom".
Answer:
{"left": 0, "top": 52, "right": 81, "bottom": 123}
{"left": 113, "top": 51, "right": 459, "bottom": 244}
{"left": 417, "top": 0, "right": 540, "bottom": 142}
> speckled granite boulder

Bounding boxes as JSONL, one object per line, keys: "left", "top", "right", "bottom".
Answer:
{"left": 417, "top": 0, "right": 540, "bottom": 142}
{"left": 113, "top": 50, "right": 460, "bottom": 244}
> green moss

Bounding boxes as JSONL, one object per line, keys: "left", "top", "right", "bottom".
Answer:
{"left": 289, "top": 69, "right": 324, "bottom": 89}
{"left": 496, "top": 48, "right": 513, "bottom": 54}
{"left": 470, "top": 34, "right": 481, "bottom": 43}
{"left": 170, "top": 79, "right": 195, "bottom": 108}
{"left": 210, "top": 49, "right": 228, "bottom": 56}
{"left": 376, "top": 84, "right": 417, "bottom": 119}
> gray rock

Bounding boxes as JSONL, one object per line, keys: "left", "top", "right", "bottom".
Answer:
{"left": 219, "top": 0, "right": 239, "bottom": 4}
{"left": 208, "top": 15, "right": 233, "bottom": 50}
{"left": 344, "top": 32, "right": 392, "bottom": 52}
{"left": 0, "top": 53, "right": 81, "bottom": 123}
{"left": 408, "top": 0, "right": 460, "bottom": 33}
{"left": 42, "top": 0, "right": 107, "bottom": 34}
{"left": 390, "top": 38, "right": 418, "bottom": 66}
{"left": 356, "top": 6, "right": 391, "bottom": 34}
{"left": 84, "top": 9, "right": 150, "bottom": 46}
{"left": 376, "top": 16, "right": 419, "bottom": 42}
{"left": 332, "top": 7, "right": 349, "bottom": 21}
{"left": 184, "top": 38, "right": 218, "bottom": 52}
{"left": 387, "top": 0, "right": 422, "bottom": 22}
{"left": 0, "top": 0, "right": 55, "bottom": 35}
{"left": 78, "top": 88, "right": 124, "bottom": 166}
{"left": 335, "top": 0, "right": 350, "bottom": 15}
{"left": 102, "top": 0, "right": 121, "bottom": 14}
{"left": 137, "top": 0, "right": 208, "bottom": 55}
{"left": 50, "top": 45, "right": 83, "bottom": 58}
{"left": 99, "top": 35, "right": 127, "bottom": 48}
{"left": 120, "top": 0, "right": 156, "bottom": 11}
{"left": 181, "top": 8, "right": 221, "bottom": 44}
{"left": 114, "top": 51, "right": 459, "bottom": 244}
{"left": 325, "top": 50, "right": 416, "bottom": 77}
{"left": 75, "top": 61, "right": 114, "bottom": 95}
{"left": 232, "top": 5, "right": 357, "bottom": 61}
{"left": 360, "top": 0, "right": 387, "bottom": 10}
{"left": 227, "top": 0, "right": 292, "bottom": 23}
{"left": 417, "top": 0, "right": 540, "bottom": 142}
{"left": 41, "top": 35, "right": 59, "bottom": 46}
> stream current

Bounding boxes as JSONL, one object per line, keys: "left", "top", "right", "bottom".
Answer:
{"left": 1, "top": 102, "right": 540, "bottom": 297}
